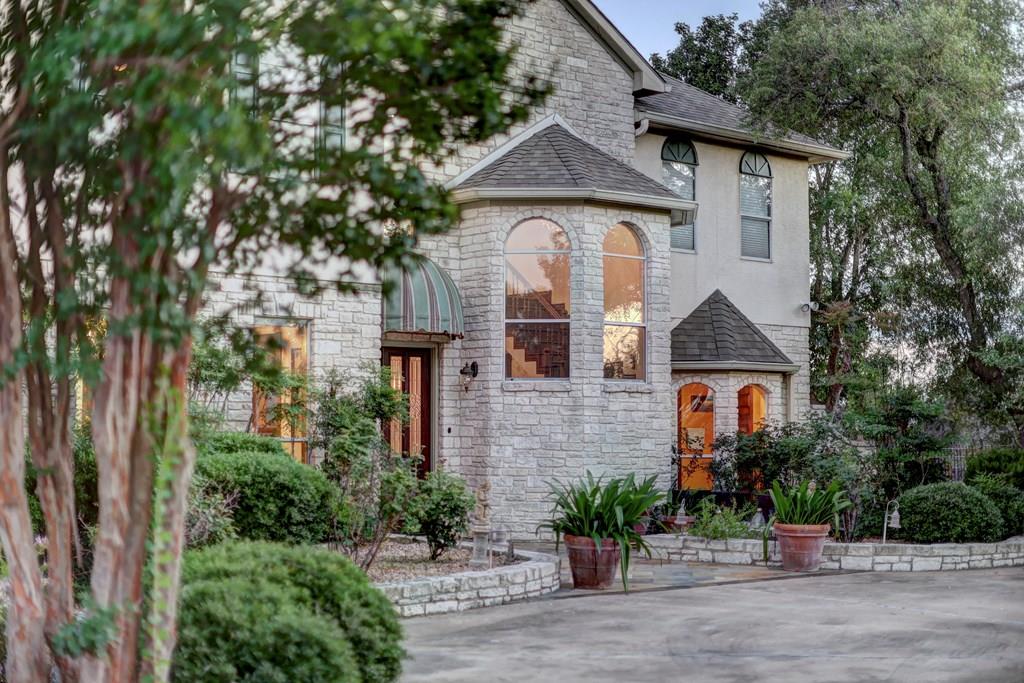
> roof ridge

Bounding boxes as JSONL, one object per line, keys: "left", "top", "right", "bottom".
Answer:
{"left": 543, "top": 126, "right": 587, "bottom": 189}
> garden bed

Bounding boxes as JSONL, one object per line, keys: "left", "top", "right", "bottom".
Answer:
{"left": 365, "top": 538, "right": 520, "bottom": 583}
{"left": 646, "top": 534, "right": 1024, "bottom": 571}
{"left": 374, "top": 544, "right": 560, "bottom": 617}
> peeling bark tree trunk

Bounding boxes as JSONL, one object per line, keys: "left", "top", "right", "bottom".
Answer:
{"left": 0, "top": 151, "right": 49, "bottom": 683}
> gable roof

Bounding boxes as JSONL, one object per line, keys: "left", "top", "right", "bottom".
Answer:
{"left": 637, "top": 74, "right": 849, "bottom": 163}
{"left": 671, "top": 289, "right": 797, "bottom": 371}
{"left": 560, "top": 0, "right": 666, "bottom": 94}
{"left": 449, "top": 118, "right": 695, "bottom": 213}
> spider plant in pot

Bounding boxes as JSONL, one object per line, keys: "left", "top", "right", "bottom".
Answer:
{"left": 539, "top": 472, "right": 664, "bottom": 590}
{"left": 767, "top": 480, "right": 851, "bottom": 572}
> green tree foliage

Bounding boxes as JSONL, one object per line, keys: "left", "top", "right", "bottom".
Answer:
{"left": 0, "top": 1, "right": 547, "bottom": 678}
{"left": 740, "top": 0, "right": 1024, "bottom": 439}
{"left": 650, "top": 14, "right": 752, "bottom": 102}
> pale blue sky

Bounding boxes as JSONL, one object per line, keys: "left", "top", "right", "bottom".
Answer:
{"left": 593, "top": 0, "right": 763, "bottom": 60}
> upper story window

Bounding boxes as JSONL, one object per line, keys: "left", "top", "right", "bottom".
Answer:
{"left": 504, "top": 219, "right": 571, "bottom": 379}
{"left": 231, "top": 48, "right": 344, "bottom": 161}
{"left": 602, "top": 223, "right": 646, "bottom": 381}
{"left": 662, "top": 139, "right": 698, "bottom": 251}
{"left": 740, "top": 152, "right": 772, "bottom": 259}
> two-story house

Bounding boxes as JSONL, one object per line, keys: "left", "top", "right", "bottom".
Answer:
{"left": 207, "top": 0, "right": 847, "bottom": 535}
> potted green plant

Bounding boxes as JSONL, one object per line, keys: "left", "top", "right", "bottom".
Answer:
{"left": 540, "top": 472, "right": 663, "bottom": 590}
{"left": 767, "top": 480, "right": 851, "bottom": 572}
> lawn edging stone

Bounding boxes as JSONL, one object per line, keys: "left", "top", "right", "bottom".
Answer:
{"left": 645, "top": 534, "right": 1024, "bottom": 572}
{"left": 374, "top": 547, "right": 560, "bottom": 617}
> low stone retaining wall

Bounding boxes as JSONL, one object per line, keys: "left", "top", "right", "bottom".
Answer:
{"left": 375, "top": 547, "right": 560, "bottom": 617}
{"left": 646, "top": 534, "right": 1024, "bottom": 572}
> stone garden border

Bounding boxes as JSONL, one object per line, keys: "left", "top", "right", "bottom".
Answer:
{"left": 646, "top": 534, "right": 1024, "bottom": 572}
{"left": 375, "top": 547, "right": 560, "bottom": 617}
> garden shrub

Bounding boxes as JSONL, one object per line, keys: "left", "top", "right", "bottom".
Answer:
{"left": 173, "top": 576, "right": 360, "bottom": 683}
{"left": 196, "top": 450, "right": 341, "bottom": 544}
{"left": 688, "top": 497, "right": 757, "bottom": 540}
{"left": 184, "top": 473, "right": 238, "bottom": 549}
{"left": 898, "top": 482, "right": 1004, "bottom": 543}
{"left": 969, "top": 474, "right": 1024, "bottom": 536}
{"left": 405, "top": 471, "right": 475, "bottom": 559}
{"left": 194, "top": 430, "right": 289, "bottom": 458}
{"left": 965, "top": 448, "right": 1024, "bottom": 490}
{"left": 183, "top": 541, "right": 403, "bottom": 683}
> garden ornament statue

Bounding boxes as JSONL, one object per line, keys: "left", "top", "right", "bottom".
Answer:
{"left": 882, "top": 500, "right": 901, "bottom": 544}
{"left": 470, "top": 481, "right": 492, "bottom": 568}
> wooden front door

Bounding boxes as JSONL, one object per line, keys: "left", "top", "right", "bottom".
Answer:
{"left": 381, "top": 347, "right": 432, "bottom": 476}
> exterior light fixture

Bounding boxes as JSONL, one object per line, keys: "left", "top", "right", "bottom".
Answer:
{"left": 882, "top": 500, "right": 900, "bottom": 544}
{"left": 801, "top": 302, "right": 821, "bottom": 313}
{"left": 459, "top": 361, "right": 478, "bottom": 391}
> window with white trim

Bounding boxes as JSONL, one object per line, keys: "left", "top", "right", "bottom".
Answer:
{"left": 504, "top": 219, "right": 571, "bottom": 379}
{"left": 740, "top": 151, "right": 772, "bottom": 259}
{"left": 602, "top": 223, "right": 646, "bottom": 381}
{"left": 662, "top": 139, "right": 697, "bottom": 251}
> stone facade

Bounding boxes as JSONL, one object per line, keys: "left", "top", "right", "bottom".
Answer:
{"left": 203, "top": 271, "right": 382, "bottom": 438}
{"left": 200, "top": 0, "right": 824, "bottom": 538}
{"left": 647, "top": 535, "right": 1024, "bottom": 572}
{"left": 423, "top": 203, "right": 675, "bottom": 535}
{"left": 375, "top": 547, "right": 561, "bottom": 617}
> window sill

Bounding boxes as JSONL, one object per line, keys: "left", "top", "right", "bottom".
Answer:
{"left": 740, "top": 256, "right": 772, "bottom": 264}
{"left": 602, "top": 382, "right": 653, "bottom": 394}
{"left": 502, "top": 380, "right": 571, "bottom": 392}
{"left": 671, "top": 248, "right": 697, "bottom": 255}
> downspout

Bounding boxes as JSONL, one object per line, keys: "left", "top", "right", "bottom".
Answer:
{"left": 635, "top": 117, "right": 650, "bottom": 137}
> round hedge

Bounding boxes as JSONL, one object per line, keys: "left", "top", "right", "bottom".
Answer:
{"left": 898, "top": 482, "right": 1004, "bottom": 544}
{"left": 970, "top": 475, "right": 1024, "bottom": 536}
{"left": 174, "top": 576, "right": 360, "bottom": 683}
{"left": 183, "top": 541, "right": 403, "bottom": 683}
{"left": 965, "top": 448, "right": 1024, "bottom": 490}
{"left": 195, "top": 450, "right": 340, "bottom": 544}
{"left": 194, "top": 431, "right": 290, "bottom": 458}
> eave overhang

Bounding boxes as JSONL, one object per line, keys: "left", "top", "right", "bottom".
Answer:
{"left": 450, "top": 186, "right": 698, "bottom": 214}
{"left": 672, "top": 361, "right": 801, "bottom": 375}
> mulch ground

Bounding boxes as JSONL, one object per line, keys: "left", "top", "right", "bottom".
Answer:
{"left": 366, "top": 538, "right": 519, "bottom": 583}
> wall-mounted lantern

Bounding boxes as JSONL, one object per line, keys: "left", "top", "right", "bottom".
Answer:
{"left": 459, "top": 361, "right": 479, "bottom": 391}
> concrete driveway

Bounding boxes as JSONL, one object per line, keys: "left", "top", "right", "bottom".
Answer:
{"left": 401, "top": 568, "right": 1024, "bottom": 682}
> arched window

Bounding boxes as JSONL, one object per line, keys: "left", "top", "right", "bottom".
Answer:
{"left": 738, "top": 384, "right": 768, "bottom": 435}
{"left": 678, "top": 383, "right": 715, "bottom": 489}
{"left": 662, "top": 139, "right": 698, "bottom": 251}
{"left": 739, "top": 151, "right": 772, "bottom": 259}
{"left": 504, "top": 218, "right": 571, "bottom": 379}
{"left": 603, "top": 224, "right": 646, "bottom": 380}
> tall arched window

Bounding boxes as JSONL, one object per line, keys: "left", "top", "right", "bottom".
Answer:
{"left": 739, "top": 151, "right": 772, "bottom": 259}
{"left": 678, "top": 383, "right": 715, "bottom": 489}
{"left": 504, "top": 218, "right": 571, "bottom": 379}
{"left": 738, "top": 384, "right": 768, "bottom": 435}
{"left": 603, "top": 224, "right": 646, "bottom": 380}
{"left": 662, "top": 139, "right": 698, "bottom": 251}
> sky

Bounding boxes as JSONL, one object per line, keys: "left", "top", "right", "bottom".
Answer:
{"left": 592, "top": 0, "right": 763, "bottom": 60}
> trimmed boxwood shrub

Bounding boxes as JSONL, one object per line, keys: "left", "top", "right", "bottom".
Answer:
{"left": 196, "top": 450, "right": 340, "bottom": 544}
{"left": 174, "top": 576, "right": 360, "bottom": 683}
{"left": 965, "top": 448, "right": 1024, "bottom": 490}
{"left": 404, "top": 471, "right": 475, "bottom": 559}
{"left": 195, "top": 431, "right": 289, "bottom": 458}
{"left": 898, "top": 482, "right": 1004, "bottom": 543}
{"left": 183, "top": 541, "right": 403, "bottom": 683}
{"left": 970, "top": 474, "right": 1024, "bottom": 536}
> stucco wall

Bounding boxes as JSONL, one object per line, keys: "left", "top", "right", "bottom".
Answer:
{"left": 427, "top": 201, "right": 676, "bottom": 535}
{"left": 634, "top": 135, "right": 812, "bottom": 331}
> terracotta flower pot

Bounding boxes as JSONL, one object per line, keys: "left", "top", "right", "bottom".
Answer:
{"left": 633, "top": 522, "right": 647, "bottom": 536}
{"left": 773, "top": 523, "right": 830, "bottom": 572}
{"left": 563, "top": 534, "right": 621, "bottom": 589}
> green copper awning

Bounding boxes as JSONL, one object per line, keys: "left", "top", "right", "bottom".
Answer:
{"left": 382, "top": 259, "right": 464, "bottom": 339}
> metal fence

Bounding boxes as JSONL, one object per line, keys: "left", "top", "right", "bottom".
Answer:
{"left": 942, "top": 445, "right": 980, "bottom": 482}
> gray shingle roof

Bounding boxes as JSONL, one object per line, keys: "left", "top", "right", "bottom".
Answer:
{"left": 636, "top": 73, "right": 834, "bottom": 151}
{"left": 457, "top": 124, "right": 678, "bottom": 199}
{"left": 671, "top": 289, "right": 793, "bottom": 366}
